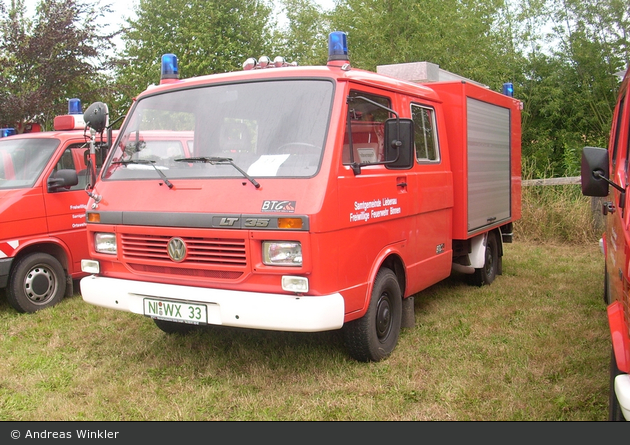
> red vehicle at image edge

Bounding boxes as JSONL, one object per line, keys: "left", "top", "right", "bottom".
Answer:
{"left": 79, "top": 31, "right": 523, "bottom": 362}
{"left": 582, "top": 66, "right": 630, "bottom": 420}
{"left": 0, "top": 100, "right": 115, "bottom": 313}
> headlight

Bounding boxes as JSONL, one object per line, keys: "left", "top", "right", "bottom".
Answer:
{"left": 262, "top": 241, "right": 302, "bottom": 266}
{"left": 95, "top": 232, "right": 117, "bottom": 254}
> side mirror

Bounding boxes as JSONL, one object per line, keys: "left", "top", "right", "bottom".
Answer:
{"left": 384, "top": 118, "right": 414, "bottom": 169}
{"left": 47, "top": 169, "right": 79, "bottom": 192}
{"left": 581, "top": 146, "right": 609, "bottom": 197}
{"left": 83, "top": 102, "right": 109, "bottom": 133}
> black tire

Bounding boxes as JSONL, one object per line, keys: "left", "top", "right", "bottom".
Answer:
{"left": 470, "top": 231, "right": 499, "bottom": 287}
{"left": 7, "top": 252, "right": 66, "bottom": 313}
{"left": 153, "top": 318, "right": 201, "bottom": 335}
{"left": 343, "top": 267, "right": 402, "bottom": 362}
{"left": 609, "top": 346, "right": 627, "bottom": 421}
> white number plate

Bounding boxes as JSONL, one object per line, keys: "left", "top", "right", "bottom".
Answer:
{"left": 143, "top": 298, "right": 208, "bottom": 324}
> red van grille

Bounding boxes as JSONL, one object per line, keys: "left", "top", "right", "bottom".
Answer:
{"left": 121, "top": 234, "right": 247, "bottom": 267}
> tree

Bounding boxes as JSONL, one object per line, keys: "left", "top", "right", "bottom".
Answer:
{"left": 519, "top": 0, "right": 629, "bottom": 176}
{"left": 0, "top": 0, "right": 115, "bottom": 131}
{"left": 113, "top": 0, "right": 276, "bottom": 119}
{"left": 327, "top": 0, "right": 516, "bottom": 87}
{"left": 274, "top": 0, "right": 330, "bottom": 66}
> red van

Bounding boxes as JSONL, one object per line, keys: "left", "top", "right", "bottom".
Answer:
{"left": 0, "top": 105, "right": 112, "bottom": 313}
{"left": 581, "top": 66, "right": 630, "bottom": 420}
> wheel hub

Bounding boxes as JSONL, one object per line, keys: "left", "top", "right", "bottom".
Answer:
{"left": 24, "top": 266, "right": 55, "bottom": 303}
{"left": 376, "top": 294, "right": 392, "bottom": 339}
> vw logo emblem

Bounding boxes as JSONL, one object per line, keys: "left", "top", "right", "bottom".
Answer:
{"left": 167, "top": 237, "right": 187, "bottom": 262}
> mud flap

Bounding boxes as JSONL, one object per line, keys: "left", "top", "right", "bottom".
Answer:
{"left": 401, "top": 296, "right": 415, "bottom": 328}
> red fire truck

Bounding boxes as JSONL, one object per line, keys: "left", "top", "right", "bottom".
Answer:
{"left": 80, "top": 32, "right": 522, "bottom": 362}
{"left": 0, "top": 100, "right": 114, "bottom": 313}
{"left": 581, "top": 66, "right": 630, "bottom": 420}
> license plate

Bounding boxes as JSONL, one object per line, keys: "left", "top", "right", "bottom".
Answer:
{"left": 143, "top": 298, "right": 208, "bottom": 325}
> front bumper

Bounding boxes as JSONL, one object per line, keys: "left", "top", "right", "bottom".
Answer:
{"left": 615, "top": 374, "right": 630, "bottom": 420}
{"left": 80, "top": 275, "right": 345, "bottom": 332}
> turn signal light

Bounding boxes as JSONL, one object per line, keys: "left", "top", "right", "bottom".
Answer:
{"left": 278, "top": 218, "right": 303, "bottom": 229}
{"left": 87, "top": 213, "right": 101, "bottom": 223}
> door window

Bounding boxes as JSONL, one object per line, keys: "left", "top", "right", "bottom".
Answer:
{"left": 411, "top": 103, "right": 440, "bottom": 163}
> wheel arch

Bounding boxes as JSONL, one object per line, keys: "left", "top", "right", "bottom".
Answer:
{"left": 12, "top": 240, "right": 71, "bottom": 274}
{"left": 345, "top": 247, "right": 407, "bottom": 323}
{"left": 367, "top": 248, "right": 406, "bottom": 306}
{"left": 10, "top": 240, "right": 73, "bottom": 296}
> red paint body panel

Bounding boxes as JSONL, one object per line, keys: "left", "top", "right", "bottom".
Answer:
{"left": 601, "top": 68, "right": 630, "bottom": 373}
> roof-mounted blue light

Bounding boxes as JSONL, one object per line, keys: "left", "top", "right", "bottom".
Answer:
{"left": 161, "top": 54, "right": 179, "bottom": 82}
{"left": 502, "top": 82, "right": 514, "bottom": 97}
{"left": 328, "top": 31, "right": 348, "bottom": 62}
{"left": 1, "top": 128, "right": 16, "bottom": 138}
{"left": 68, "top": 98, "right": 82, "bottom": 115}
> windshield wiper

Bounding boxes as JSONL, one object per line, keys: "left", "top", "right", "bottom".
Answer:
{"left": 175, "top": 157, "right": 260, "bottom": 189}
{"left": 112, "top": 159, "right": 174, "bottom": 189}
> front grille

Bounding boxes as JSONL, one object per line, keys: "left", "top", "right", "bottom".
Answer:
{"left": 121, "top": 234, "right": 247, "bottom": 266}
{"left": 120, "top": 233, "right": 248, "bottom": 283}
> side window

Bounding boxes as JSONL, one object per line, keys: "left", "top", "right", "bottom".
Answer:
{"left": 53, "top": 147, "right": 86, "bottom": 191}
{"left": 343, "top": 90, "right": 392, "bottom": 165}
{"left": 411, "top": 103, "right": 440, "bottom": 163}
{"left": 613, "top": 94, "right": 625, "bottom": 173}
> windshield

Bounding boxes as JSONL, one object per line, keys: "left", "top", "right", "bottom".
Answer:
{"left": 103, "top": 79, "right": 333, "bottom": 181}
{"left": 0, "top": 138, "right": 60, "bottom": 189}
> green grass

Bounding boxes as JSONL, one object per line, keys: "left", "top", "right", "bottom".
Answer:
{"left": 0, "top": 184, "right": 611, "bottom": 420}
{"left": 0, "top": 241, "right": 608, "bottom": 421}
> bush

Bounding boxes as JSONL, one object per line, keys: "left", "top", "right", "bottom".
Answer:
{"left": 515, "top": 183, "right": 602, "bottom": 244}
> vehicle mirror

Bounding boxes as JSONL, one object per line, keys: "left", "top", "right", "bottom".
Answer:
{"left": 581, "top": 146, "right": 609, "bottom": 197}
{"left": 83, "top": 102, "right": 109, "bottom": 133}
{"left": 384, "top": 118, "right": 414, "bottom": 169}
{"left": 47, "top": 169, "right": 79, "bottom": 192}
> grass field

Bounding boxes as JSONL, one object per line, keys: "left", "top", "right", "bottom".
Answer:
{"left": 0, "top": 238, "right": 609, "bottom": 421}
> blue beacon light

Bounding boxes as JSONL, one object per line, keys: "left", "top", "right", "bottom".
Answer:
{"left": 328, "top": 31, "right": 348, "bottom": 62}
{"left": 502, "top": 82, "right": 514, "bottom": 97}
{"left": 68, "top": 98, "right": 82, "bottom": 115}
{"left": 1, "top": 128, "right": 16, "bottom": 138}
{"left": 161, "top": 54, "right": 179, "bottom": 83}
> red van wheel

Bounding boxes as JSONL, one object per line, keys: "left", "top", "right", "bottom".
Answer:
{"left": 343, "top": 267, "right": 402, "bottom": 362}
{"left": 7, "top": 253, "right": 66, "bottom": 313}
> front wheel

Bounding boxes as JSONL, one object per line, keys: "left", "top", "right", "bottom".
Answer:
{"left": 7, "top": 252, "right": 66, "bottom": 313}
{"left": 343, "top": 267, "right": 402, "bottom": 362}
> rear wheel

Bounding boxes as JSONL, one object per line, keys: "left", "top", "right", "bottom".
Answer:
{"left": 153, "top": 318, "right": 201, "bottom": 335}
{"left": 7, "top": 253, "right": 66, "bottom": 313}
{"left": 470, "top": 231, "right": 499, "bottom": 287}
{"left": 343, "top": 267, "right": 402, "bottom": 362}
{"left": 609, "top": 346, "right": 626, "bottom": 421}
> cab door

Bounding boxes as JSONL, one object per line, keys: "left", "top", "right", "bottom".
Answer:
{"left": 42, "top": 142, "right": 90, "bottom": 276}
{"left": 336, "top": 87, "right": 411, "bottom": 313}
